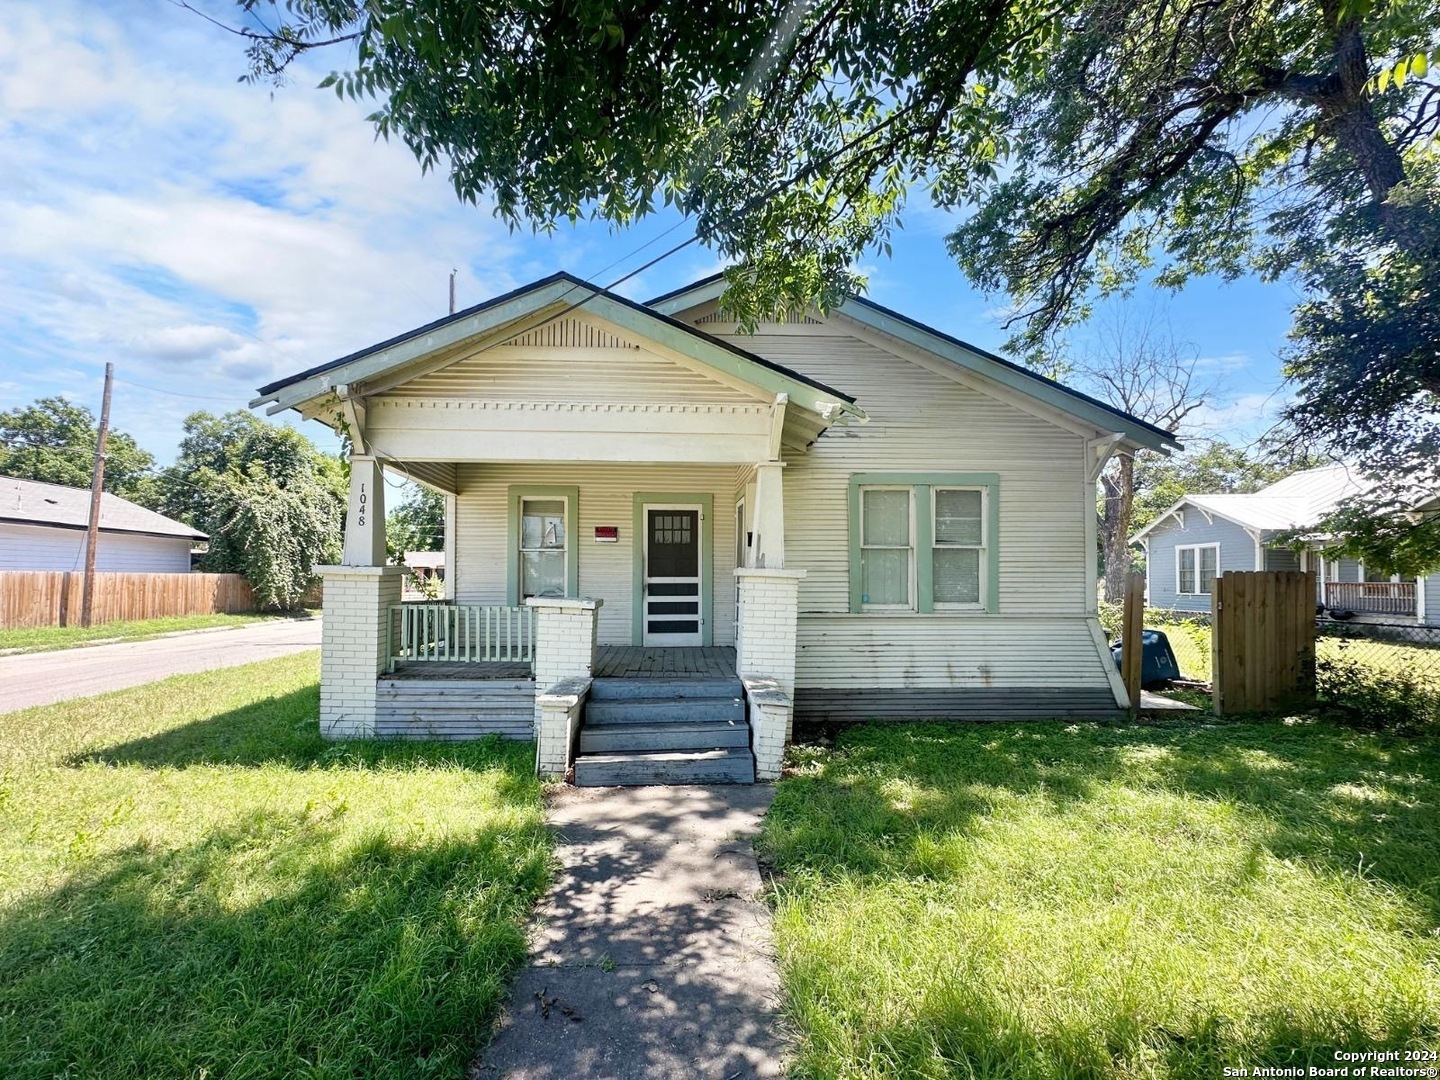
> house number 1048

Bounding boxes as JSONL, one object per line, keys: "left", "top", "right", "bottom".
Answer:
{"left": 357, "top": 484, "right": 366, "bottom": 527}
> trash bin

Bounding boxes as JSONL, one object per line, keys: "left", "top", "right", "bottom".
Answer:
{"left": 1110, "top": 629, "right": 1183, "bottom": 688}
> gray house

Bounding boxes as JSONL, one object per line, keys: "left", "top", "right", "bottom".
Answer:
{"left": 1131, "top": 464, "right": 1439, "bottom": 625}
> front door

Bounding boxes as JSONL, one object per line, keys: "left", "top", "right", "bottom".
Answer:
{"left": 643, "top": 505, "right": 703, "bottom": 646}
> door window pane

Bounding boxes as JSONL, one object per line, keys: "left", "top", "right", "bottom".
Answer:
{"left": 933, "top": 547, "right": 981, "bottom": 604}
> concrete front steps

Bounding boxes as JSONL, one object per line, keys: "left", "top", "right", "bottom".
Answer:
{"left": 573, "top": 677, "right": 755, "bottom": 786}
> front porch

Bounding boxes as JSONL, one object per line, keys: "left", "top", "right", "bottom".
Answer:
{"left": 385, "top": 642, "right": 739, "bottom": 682}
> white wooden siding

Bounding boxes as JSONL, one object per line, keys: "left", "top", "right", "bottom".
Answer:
{"left": 388, "top": 315, "right": 760, "bottom": 407}
{"left": 687, "top": 321, "right": 1113, "bottom": 692}
{"left": 0, "top": 523, "right": 193, "bottom": 573}
{"left": 453, "top": 463, "right": 741, "bottom": 646}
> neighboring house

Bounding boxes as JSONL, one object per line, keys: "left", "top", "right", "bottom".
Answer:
{"left": 252, "top": 271, "right": 1178, "bottom": 782}
{"left": 1132, "top": 463, "right": 1439, "bottom": 624}
{"left": 400, "top": 551, "right": 445, "bottom": 599}
{"left": 0, "top": 476, "right": 205, "bottom": 573}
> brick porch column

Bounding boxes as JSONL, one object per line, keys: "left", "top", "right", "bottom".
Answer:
{"left": 735, "top": 567, "right": 805, "bottom": 780}
{"left": 316, "top": 565, "right": 404, "bottom": 739}
{"left": 528, "top": 597, "right": 603, "bottom": 770}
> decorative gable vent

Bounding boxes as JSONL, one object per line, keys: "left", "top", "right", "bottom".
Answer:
{"left": 694, "top": 309, "right": 822, "bottom": 325}
{"left": 500, "top": 317, "right": 638, "bottom": 348}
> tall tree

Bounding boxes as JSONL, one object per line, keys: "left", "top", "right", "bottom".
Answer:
{"left": 159, "top": 411, "right": 346, "bottom": 609}
{"left": 1065, "top": 309, "right": 1213, "bottom": 601}
{"left": 219, "top": 0, "right": 1438, "bottom": 551}
{"left": 0, "top": 397, "right": 156, "bottom": 502}
{"left": 386, "top": 484, "right": 446, "bottom": 561}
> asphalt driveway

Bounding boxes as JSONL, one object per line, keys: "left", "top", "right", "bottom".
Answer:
{"left": 0, "top": 616, "right": 323, "bottom": 713}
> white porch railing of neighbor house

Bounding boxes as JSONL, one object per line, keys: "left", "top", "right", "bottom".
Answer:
{"left": 1324, "top": 581, "right": 1417, "bottom": 616}
{"left": 388, "top": 604, "right": 535, "bottom": 669}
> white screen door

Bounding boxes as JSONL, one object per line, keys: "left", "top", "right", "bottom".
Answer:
{"left": 643, "top": 504, "right": 703, "bottom": 646}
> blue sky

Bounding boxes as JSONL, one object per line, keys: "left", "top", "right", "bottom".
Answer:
{"left": 0, "top": 0, "right": 1300, "bottom": 466}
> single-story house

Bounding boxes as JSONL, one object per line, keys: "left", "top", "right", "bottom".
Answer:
{"left": 401, "top": 550, "right": 445, "bottom": 599}
{"left": 252, "top": 271, "right": 1179, "bottom": 784}
{"left": 1132, "top": 463, "right": 1439, "bottom": 624}
{"left": 0, "top": 475, "right": 205, "bottom": 573}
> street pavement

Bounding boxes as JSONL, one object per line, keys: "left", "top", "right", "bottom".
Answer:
{"left": 0, "top": 616, "right": 322, "bottom": 713}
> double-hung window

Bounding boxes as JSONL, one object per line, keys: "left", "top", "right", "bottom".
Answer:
{"left": 859, "top": 487, "right": 914, "bottom": 608}
{"left": 1175, "top": 544, "right": 1218, "bottom": 596}
{"left": 932, "top": 488, "right": 986, "bottom": 607}
{"left": 850, "top": 473, "right": 999, "bottom": 613}
{"left": 507, "top": 486, "right": 579, "bottom": 604}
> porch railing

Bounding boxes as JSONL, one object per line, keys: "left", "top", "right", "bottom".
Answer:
{"left": 387, "top": 603, "right": 535, "bottom": 670}
{"left": 1324, "top": 581, "right": 1417, "bottom": 616}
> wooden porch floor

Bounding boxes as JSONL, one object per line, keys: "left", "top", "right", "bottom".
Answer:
{"left": 594, "top": 646, "right": 737, "bottom": 679}
{"left": 385, "top": 646, "right": 737, "bottom": 682}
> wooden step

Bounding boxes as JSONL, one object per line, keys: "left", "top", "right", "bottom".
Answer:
{"left": 589, "top": 677, "right": 743, "bottom": 702}
{"left": 573, "top": 748, "right": 756, "bottom": 787}
{"left": 585, "top": 695, "right": 744, "bottom": 726}
{"left": 579, "top": 719, "right": 749, "bottom": 754}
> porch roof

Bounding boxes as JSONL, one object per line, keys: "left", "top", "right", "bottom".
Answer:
{"left": 252, "top": 272, "right": 863, "bottom": 424}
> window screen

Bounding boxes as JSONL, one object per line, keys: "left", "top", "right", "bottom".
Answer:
{"left": 860, "top": 488, "right": 911, "bottom": 607}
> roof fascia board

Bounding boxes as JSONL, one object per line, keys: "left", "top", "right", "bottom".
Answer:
{"left": 834, "top": 313, "right": 1104, "bottom": 442}
{"left": 0, "top": 517, "right": 205, "bottom": 540}
{"left": 648, "top": 274, "right": 1176, "bottom": 451}
{"left": 252, "top": 278, "right": 581, "bottom": 413}
{"left": 581, "top": 293, "right": 862, "bottom": 421}
{"left": 836, "top": 301, "right": 1177, "bottom": 452}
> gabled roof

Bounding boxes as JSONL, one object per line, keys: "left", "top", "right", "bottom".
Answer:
{"left": 1131, "top": 463, "right": 1374, "bottom": 543}
{"left": 0, "top": 476, "right": 206, "bottom": 540}
{"left": 647, "top": 273, "right": 1182, "bottom": 453}
{"left": 253, "top": 272, "right": 862, "bottom": 422}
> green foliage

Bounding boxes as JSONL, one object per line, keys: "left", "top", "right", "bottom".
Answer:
{"left": 161, "top": 411, "right": 345, "bottom": 610}
{"left": 385, "top": 484, "right": 445, "bottom": 561}
{"left": 762, "top": 721, "right": 1440, "bottom": 1078}
{"left": 205, "top": 467, "right": 343, "bottom": 610}
{"left": 0, "top": 397, "right": 156, "bottom": 502}
{"left": 0, "top": 654, "right": 551, "bottom": 1079}
{"left": 1317, "top": 653, "right": 1440, "bottom": 732}
{"left": 231, "top": 0, "right": 1062, "bottom": 323}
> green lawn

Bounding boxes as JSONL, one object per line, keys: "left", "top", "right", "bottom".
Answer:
{"left": 0, "top": 611, "right": 282, "bottom": 654}
{"left": 0, "top": 652, "right": 552, "bottom": 1080}
{"left": 761, "top": 721, "right": 1440, "bottom": 1080}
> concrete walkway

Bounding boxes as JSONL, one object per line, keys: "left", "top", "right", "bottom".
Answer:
{"left": 474, "top": 785, "right": 785, "bottom": 1080}
{"left": 0, "top": 616, "right": 322, "bottom": 713}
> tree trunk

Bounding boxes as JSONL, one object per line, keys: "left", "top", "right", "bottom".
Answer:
{"left": 1100, "top": 453, "right": 1136, "bottom": 603}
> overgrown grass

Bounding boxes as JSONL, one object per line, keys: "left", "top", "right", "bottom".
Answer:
{"left": 0, "top": 652, "right": 552, "bottom": 1080}
{"left": 0, "top": 611, "right": 282, "bottom": 653}
{"left": 761, "top": 721, "right": 1440, "bottom": 1080}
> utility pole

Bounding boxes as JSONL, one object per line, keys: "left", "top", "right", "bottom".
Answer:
{"left": 448, "top": 269, "right": 457, "bottom": 315}
{"left": 80, "top": 362, "right": 114, "bottom": 628}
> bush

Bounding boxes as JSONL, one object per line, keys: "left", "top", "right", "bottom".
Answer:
{"left": 1316, "top": 653, "right": 1440, "bottom": 733}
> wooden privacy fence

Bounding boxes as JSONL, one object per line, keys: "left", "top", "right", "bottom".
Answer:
{"left": 1212, "top": 570, "right": 1316, "bottom": 715}
{"left": 0, "top": 572, "right": 255, "bottom": 629}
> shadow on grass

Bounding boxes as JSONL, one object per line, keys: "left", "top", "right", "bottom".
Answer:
{"left": 0, "top": 805, "right": 552, "bottom": 1080}
{"left": 770, "top": 720, "right": 1440, "bottom": 1077}
{"left": 772, "top": 718, "right": 1440, "bottom": 923}
{"left": 69, "top": 684, "right": 536, "bottom": 782}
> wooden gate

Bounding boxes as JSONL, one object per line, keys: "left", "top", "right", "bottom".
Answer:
{"left": 1212, "top": 571, "right": 1316, "bottom": 715}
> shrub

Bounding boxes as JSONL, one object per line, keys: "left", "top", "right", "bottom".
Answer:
{"left": 1316, "top": 651, "right": 1440, "bottom": 733}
